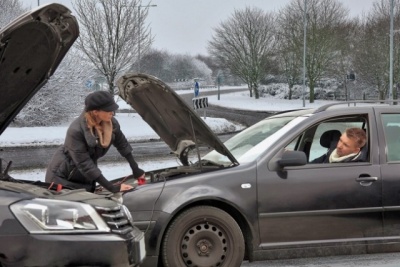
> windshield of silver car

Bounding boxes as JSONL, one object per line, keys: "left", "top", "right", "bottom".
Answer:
{"left": 202, "top": 116, "right": 298, "bottom": 165}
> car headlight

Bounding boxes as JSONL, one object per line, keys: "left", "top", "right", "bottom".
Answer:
{"left": 10, "top": 198, "right": 110, "bottom": 234}
{"left": 121, "top": 204, "right": 133, "bottom": 224}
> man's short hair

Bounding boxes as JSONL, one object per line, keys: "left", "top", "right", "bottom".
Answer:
{"left": 345, "top": 128, "right": 367, "bottom": 148}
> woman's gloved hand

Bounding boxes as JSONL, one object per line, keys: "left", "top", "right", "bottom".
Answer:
{"left": 136, "top": 173, "right": 146, "bottom": 185}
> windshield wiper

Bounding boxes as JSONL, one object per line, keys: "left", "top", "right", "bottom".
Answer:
{"left": 0, "top": 158, "right": 15, "bottom": 182}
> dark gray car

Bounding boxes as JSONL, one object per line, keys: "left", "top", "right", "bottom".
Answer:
{"left": 113, "top": 73, "right": 400, "bottom": 267}
{"left": 0, "top": 4, "right": 145, "bottom": 266}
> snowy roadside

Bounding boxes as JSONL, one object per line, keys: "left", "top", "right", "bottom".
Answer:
{"left": 0, "top": 86, "right": 250, "bottom": 148}
{"left": 0, "top": 113, "right": 245, "bottom": 148}
{"left": 1, "top": 85, "right": 338, "bottom": 148}
{"left": 3, "top": 87, "right": 338, "bottom": 181}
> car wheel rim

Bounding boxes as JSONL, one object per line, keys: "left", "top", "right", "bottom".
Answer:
{"left": 180, "top": 222, "right": 227, "bottom": 267}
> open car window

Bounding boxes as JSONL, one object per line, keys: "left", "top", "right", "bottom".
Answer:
{"left": 285, "top": 115, "right": 369, "bottom": 163}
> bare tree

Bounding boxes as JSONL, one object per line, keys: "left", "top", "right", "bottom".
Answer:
{"left": 73, "top": 0, "right": 153, "bottom": 94}
{"left": 14, "top": 47, "right": 95, "bottom": 126}
{"left": 139, "top": 49, "right": 171, "bottom": 81}
{"left": 195, "top": 54, "right": 220, "bottom": 78}
{"left": 353, "top": 0, "right": 400, "bottom": 100}
{"left": 208, "top": 7, "right": 277, "bottom": 99}
{"left": 0, "top": 0, "right": 93, "bottom": 126}
{"left": 327, "top": 20, "right": 360, "bottom": 100}
{"left": 279, "top": 0, "right": 349, "bottom": 103}
{"left": 139, "top": 49, "right": 213, "bottom": 84}
{"left": 0, "top": 0, "right": 26, "bottom": 28}
{"left": 276, "top": 36, "right": 303, "bottom": 99}
{"left": 276, "top": 6, "right": 304, "bottom": 100}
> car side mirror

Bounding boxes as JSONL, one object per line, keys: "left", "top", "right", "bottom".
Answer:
{"left": 277, "top": 151, "right": 307, "bottom": 168}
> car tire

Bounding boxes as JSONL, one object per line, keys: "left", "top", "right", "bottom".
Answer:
{"left": 161, "top": 205, "right": 245, "bottom": 267}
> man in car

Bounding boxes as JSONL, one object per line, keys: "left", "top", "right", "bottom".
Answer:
{"left": 312, "top": 127, "right": 367, "bottom": 163}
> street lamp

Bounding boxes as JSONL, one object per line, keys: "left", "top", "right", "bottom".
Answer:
{"left": 302, "top": 0, "right": 307, "bottom": 107}
{"left": 138, "top": 4, "right": 157, "bottom": 72}
{"left": 389, "top": 0, "right": 394, "bottom": 101}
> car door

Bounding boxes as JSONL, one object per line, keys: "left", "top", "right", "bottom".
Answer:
{"left": 375, "top": 108, "right": 400, "bottom": 238}
{"left": 257, "top": 112, "right": 383, "bottom": 248}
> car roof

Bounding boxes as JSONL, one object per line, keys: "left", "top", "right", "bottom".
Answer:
{"left": 313, "top": 100, "right": 399, "bottom": 113}
{"left": 267, "top": 101, "right": 400, "bottom": 120}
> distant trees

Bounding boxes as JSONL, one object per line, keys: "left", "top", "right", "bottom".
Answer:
{"left": 7, "top": 0, "right": 400, "bottom": 127}
{"left": 278, "top": 0, "right": 350, "bottom": 103}
{"left": 276, "top": 23, "right": 302, "bottom": 100}
{"left": 0, "top": 0, "right": 26, "bottom": 28}
{"left": 138, "top": 49, "right": 171, "bottom": 81}
{"left": 353, "top": 0, "right": 400, "bottom": 100}
{"left": 73, "top": 0, "right": 153, "bottom": 94}
{"left": 326, "top": 20, "right": 359, "bottom": 100}
{"left": 139, "top": 49, "right": 213, "bottom": 84}
{"left": 0, "top": 0, "right": 93, "bottom": 126}
{"left": 208, "top": 7, "right": 277, "bottom": 99}
{"left": 14, "top": 47, "right": 95, "bottom": 126}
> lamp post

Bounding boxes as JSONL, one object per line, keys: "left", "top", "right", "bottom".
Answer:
{"left": 302, "top": 0, "right": 307, "bottom": 107}
{"left": 389, "top": 0, "right": 394, "bottom": 101}
{"left": 217, "top": 72, "right": 222, "bottom": 100}
{"left": 137, "top": 4, "right": 157, "bottom": 72}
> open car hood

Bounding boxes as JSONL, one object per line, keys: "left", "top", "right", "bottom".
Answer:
{"left": 0, "top": 3, "right": 79, "bottom": 135}
{"left": 117, "top": 73, "right": 238, "bottom": 165}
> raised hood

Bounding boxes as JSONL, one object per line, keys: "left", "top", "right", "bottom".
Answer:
{"left": 117, "top": 73, "right": 238, "bottom": 165}
{"left": 0, "top": 3, "right": 79, "bottom": 135}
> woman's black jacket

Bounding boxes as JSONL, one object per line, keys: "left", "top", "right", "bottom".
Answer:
{"left": 45, "top": 113, "right": 142, "bottom": 192}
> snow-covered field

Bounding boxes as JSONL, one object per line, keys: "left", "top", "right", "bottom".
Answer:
{"left": 3, "top": 85, "right": 338, "bottom": 181}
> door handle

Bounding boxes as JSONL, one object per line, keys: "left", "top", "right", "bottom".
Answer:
{"left": 355, "top": 177, "right": 378, "bottom": 182}
{"left": 355, "top": 176, "right": 378, "bottom": 187}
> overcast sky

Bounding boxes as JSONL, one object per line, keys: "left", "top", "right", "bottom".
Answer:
{"left": 25, "top": 0, "right": 377, "bottom": 55}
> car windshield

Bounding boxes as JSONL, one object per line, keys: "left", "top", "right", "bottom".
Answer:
{"left": 202, "top": 116, "right": 297, "bottom": 165}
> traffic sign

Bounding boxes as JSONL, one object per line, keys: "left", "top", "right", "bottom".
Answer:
{"left": 192, "top": 97, "right": 208, "bottom": 110}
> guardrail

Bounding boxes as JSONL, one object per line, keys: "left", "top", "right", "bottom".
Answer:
{"left": 170, "top": 85, "right": 217, "bottom": 91}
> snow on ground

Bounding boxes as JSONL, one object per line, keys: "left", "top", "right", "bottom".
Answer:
{"left": 208, "top": 91, "right": 338, "bottom": 111}
{"left": 3, "top": 85, "right": 337, "bottom": 180}
{"left": 0, "top": 113, "right": 243, "bottom": 147}
{"left": 1, "top": 85, "right": 336, "bottom": 147}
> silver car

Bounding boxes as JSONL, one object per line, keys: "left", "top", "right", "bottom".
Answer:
{"left": 0, "top": 4, "right": 145, "bottom": 266}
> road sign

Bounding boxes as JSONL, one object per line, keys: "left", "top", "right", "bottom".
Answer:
{"left": 194, "top": 81, "right": 200, "bottom": 97}
{"left": 86, "top": 80, "right": 93, "bottom": 88}
{"left": 192, "top": 97, "right": 208, "bottom": 110}
{"left": 192, "top": 97, "right": 208, "bottom": 119}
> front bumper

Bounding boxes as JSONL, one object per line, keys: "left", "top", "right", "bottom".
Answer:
{"left": 0, "top": 229, "right": 146, "bottom": 267}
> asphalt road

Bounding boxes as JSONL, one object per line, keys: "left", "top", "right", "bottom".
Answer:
{"left": 179, "top": 88, "right": 273, "bottom": 127}
{"left": 241, "top": 253, "right": 400, "bottom": 266}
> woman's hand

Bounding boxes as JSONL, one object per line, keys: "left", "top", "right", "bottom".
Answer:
{"left": 136, "top": 173, "right": 146, "bottom": 185}
{"left": 120, "top": 183, "right": 133, "bottom": 191}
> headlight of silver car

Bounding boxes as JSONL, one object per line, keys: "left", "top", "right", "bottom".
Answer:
{"left": 10, "top": 198, "right": 110, "bottom": 234}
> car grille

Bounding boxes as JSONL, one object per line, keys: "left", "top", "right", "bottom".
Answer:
{"left": 95, "top": 205, "right": 134, "bottom": 235}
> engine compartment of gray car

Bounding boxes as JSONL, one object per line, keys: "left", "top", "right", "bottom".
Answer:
{"left": 148, "top": 159, "right": 226, "bottom": 183}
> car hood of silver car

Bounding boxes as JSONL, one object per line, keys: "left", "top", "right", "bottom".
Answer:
{"left": 0, "top": 3, "right": 79, "bottom": 135}
{"left": 117, "top": 73, "right": 239, "bottom": 166}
